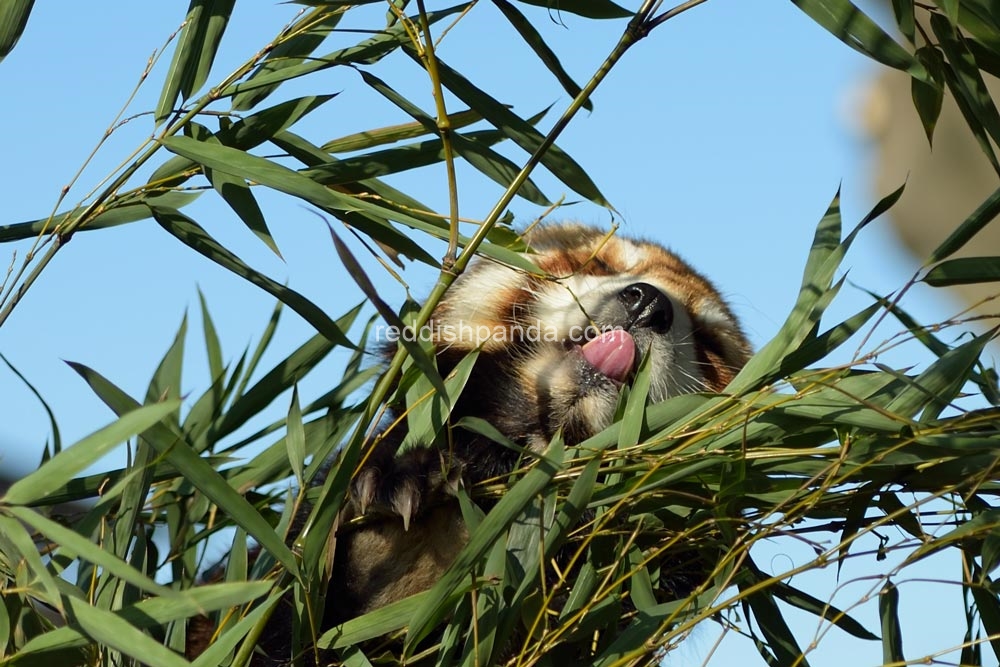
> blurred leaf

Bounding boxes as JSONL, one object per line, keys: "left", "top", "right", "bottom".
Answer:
{"left": 1, "top": 401, "right": 180, "bottom": 506}
{"left": 0, "top": 0, "right": 34, "bottom": 63}
{"left": 0, "top": 192, "right": 200, "bottom": 243}
{"left": 931, "top": 13, "right": 1000, "bottom": 170}
{"left": 928, "top": 185, "right": 1000, "bottom": 263}
{"left": 514, "top": 0, "right": 631, "bottom": 19}
{"left": 155, "top": 0, "right": 236, "bottom": 124}
{"left": 151, "top": 206, "right": 355, "bottom": 348}
{"left": 492, "top": 0, "right": 591, "bottom": 110}
{"left": 912, "top": 47, "right": 945, "bottom": 145}
{"left": 791, "top": 0, "right": 928, "bottom": 80}
{"left": 422, "top": 54, "right": 610, "bottom": 207}
{"left": 879, "top": 581, "right": 904, "bottom": 664}
{"left": 889, "top": 0, "right": 914, "bottom": 43}
{"left": 924, "top": 256, "right": 1000, "bottom": 286}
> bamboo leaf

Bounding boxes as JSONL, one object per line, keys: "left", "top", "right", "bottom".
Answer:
{"left": 221, "top": 5, "right": 470, "bottom": 103}
{"left": 515, "top": 0, "right": 631, "bottom": 19}
{"left": 231, "top": 9, "right": 342, "bottom": 110}
{"left": 0, "top": 0, "right": 34, "bottom": 63}
{"left": 0, "top": 353, "right": 61, "bottom": 455}
{"left": 155, "top": 0, "right": 236, "bottom": 123}
{"left": 64, "top": 362, "right": 300, "bottom": 578}
{"left": 151, "top": 206, "right": 355, "bottom": 349}
{"left": 879, "top": 581, "right": 904, "bottom": 664}
{"left": 421, "top": 54, "right": 610, "bottom": 207}
{"left": 931, "top": 13, "right": 1000, "bottom": 162}
{"left": 0, "top": 192, "right": 201, "bottom": 243}
{"left": 287, "top": 385, "right": 306, "bottom": 488}
{"left": 925, "top": 256, "right": 1000, "bottom": 286}
{"left": 928, "top": 187, "right": 1000, "bottom": 263}
{"left": 6, "top": 506, "right": 175, "bottom": 599}
{"left": 790, "top": 0, "right": 928, "bottom": 81}
{"left": 322, "top": 108, "right": 484, "bottom": 153}
{"left": 2, "top": 401, "right": 180, "bottom": 506}
{"left": 912, "top": 46, "right": 945, "bottom": 145}
{"left": 405, "top": 439, "right": 565, "bottom": 651}
{"left": 492, "top": 0, "right": 591, "bottom": 110}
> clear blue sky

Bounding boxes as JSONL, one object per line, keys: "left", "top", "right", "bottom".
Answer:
{"left": 0, "top": 2, "right": 979, "bottom": 665}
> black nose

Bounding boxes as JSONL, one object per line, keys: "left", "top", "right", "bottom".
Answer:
{"left": 618, "top": 282, "right": 674, "bottom": 333}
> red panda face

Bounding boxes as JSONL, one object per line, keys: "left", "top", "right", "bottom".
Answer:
{"left": 427, "top": 224, "right": 751, "bottom": 451}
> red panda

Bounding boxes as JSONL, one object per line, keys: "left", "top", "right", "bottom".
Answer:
{"left": 208, "top": 223, "right": 751, "bottom": 665}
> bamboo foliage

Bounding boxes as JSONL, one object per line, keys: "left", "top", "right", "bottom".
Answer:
{"left": 1, "top": 1, "right": 1000, "bottom": 666}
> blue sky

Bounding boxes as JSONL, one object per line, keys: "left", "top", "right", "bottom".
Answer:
{"left": 0, "top": 2, "right": 983, "bottom": 665}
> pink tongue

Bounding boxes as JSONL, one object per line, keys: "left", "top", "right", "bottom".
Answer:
{"left": 581, "top": 330, "right": 636, "bottom": 382}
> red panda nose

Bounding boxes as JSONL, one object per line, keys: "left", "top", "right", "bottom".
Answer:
{"left": 618, "top": 283, "right": 674, "bottom": 333}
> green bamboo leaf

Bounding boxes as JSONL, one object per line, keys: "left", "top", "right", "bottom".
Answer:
{"left": 618, "top": 350, "right": 651, "bottom": 449}
{"left": 159, "top": 134, "right": 446, "bottom": 237}
{"left": 0, "top": 516, "right": 63, "bottom": 611}
{"left": 147, "top": 312, "right": 187, "bottom": 424}
{"left": 61, "top": 597, "right": 189, "bottom": 667}
{"left": 6, "top": 506, "right": 175, "bottom": 598}
{"left": 931, "top": 13, "right": 1000, "bottom": 160}
{"left": 1, "top": 401, "right": 180, "bottom": 506}
{"left": 191, "top": 588, "right": 284, "bottom": 667}
{"left": 213, "top": 303, "right": 362, "bottom": 443}
{"left": 925, "top": 256, "right": 1000, "bottom": 286}
{"left": 772, "top": 580, "right": 879, "bottom": 640}
{"left": 155, "top": 0, "right": 236, "bottom": 124}
{"left": 401, "top": 349, "right": 480, "bottom": 451}
{"left": 889, "top": 0, "right": 914, "bottom": 43}
{"left": 0, "top": 0, "right": 34, "bottom": 63}
{"left": 492, "top": 0, "right": 591, "bottom": 111}
{"left": 927, "top": 189, "right": 1000, "bottom": 264}
{"left": 231, "top": 10, "right": 343, "bottom": 110}
{"left": 876, "top": 492, "right": 924, "bottom": 540}
{"left": 912, "top": 47, "right": 945, "bottom": 145}
{"left": 64, "top": 362, "right": 300, "bottom": 578}
{"left": 198, "top": 289, "right": 224, "bottom": 385}
{"left": 422, "top": 54, "right": 610, "bottom": 207}
{"left": 225, "top": 5, "right": 473, "bottom": 110}
{"left": 287, "top": 385, "right": 306, "bottom": 487}
{"left": 0, "top": 353, "right": 61, "bottom": 455}
{"left": 405, "top": 439, "right": 565, "bottom": 652}
{"left": 515, "top": 0, "right": 631, "bottom": 19}
{"left": 321, "top": 108, "right": 484, "bottom": 153}
{"left": 790, "top": 0, "right": 928, "bottom": 81}
{"left": 742, "top": 575, "right": 812, "bottom": 667}
{"left": 329, "top": 228, "right": 447, "bottom": 400}
{"left": 879, "top": 581, "right": 904, "bottom": 663}
{"left": 0, "top": 192, "right": 201, "bottom": 243}
{"left": 970, "top": 565, "right": 1000, "bottom": 663}
{"left": 319, "top": 590, "right": 432, "bottom": 649}
{"left": 148, "top": 94, "right": 338, "bottom": 190}
{"left": 151, "top": 206, "right": 354, "bottom": 349}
